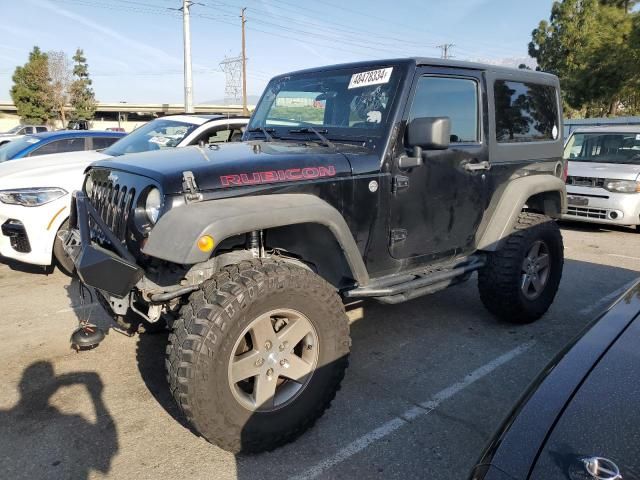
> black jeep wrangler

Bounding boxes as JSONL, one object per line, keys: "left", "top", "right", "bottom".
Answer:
{"left": 64, "top": 58, "right": 567, "bottom": 453}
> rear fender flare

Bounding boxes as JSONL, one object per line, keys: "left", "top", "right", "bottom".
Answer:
{"left": 476, "top": 174, "right": 567, "bottom": 251}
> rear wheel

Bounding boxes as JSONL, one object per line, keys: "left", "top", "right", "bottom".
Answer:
{"left": 478, "top": 212, "right": 564, "bottom": 323}
{"left": 166, "top": 259, "right": 350, "bottom": 453}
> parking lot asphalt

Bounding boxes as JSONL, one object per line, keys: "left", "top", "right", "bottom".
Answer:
{"left": 1, "top": 222, "right": 639, "bottom": 480}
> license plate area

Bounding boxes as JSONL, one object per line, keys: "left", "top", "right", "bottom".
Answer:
{"left": 568, "top": 196, "right": 589, "bottom": 207}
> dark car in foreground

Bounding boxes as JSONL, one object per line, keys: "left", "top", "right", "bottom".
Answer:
{"left": 471, "top": 279, "right": 640, "bottom": 480}
{"left": 0, "top": 130, "right": 125, "bottom": 163}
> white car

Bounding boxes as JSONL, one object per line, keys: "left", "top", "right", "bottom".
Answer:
{"left": 0, "top": 114, "right": 249, "bottom": 274}
{"left": 562, "top": 126, "right": 640, "bottom": 231}
{"left": 0, "top": 125, "right": 49, "bottom": 145}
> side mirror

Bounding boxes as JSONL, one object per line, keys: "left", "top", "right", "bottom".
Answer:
{"left": 407, "top": 116, "right": 451, "bottom": 150}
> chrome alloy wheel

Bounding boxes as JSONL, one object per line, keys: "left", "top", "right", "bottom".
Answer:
{"left": 227, "top": 309, "right": 319, "bottom": 412}
{"left": 521, "top": 240, "right": 551, "bottom": 300}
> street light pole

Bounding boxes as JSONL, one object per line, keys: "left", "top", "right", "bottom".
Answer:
{"left": 241, "top": 7, "right": 248, "bottom": 116}
{"left": 183, "top": 0, "right": 194, "bottom": 113}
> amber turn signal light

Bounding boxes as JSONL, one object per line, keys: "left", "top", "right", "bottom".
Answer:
{"left": 197, "top": 235, "right": 215, "bottom": 252}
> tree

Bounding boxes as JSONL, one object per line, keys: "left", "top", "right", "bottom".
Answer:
{"left": 69, "top": 49, "right": 96, "bottom": 121}
{"left": 529, "top": 0, "right": 638, "bottom": 117}
{"left": 600, "top": 0, "right": 638, "bottom": 13}
{"left": 10, "top": 47, "right": 54, "bottom": 124}
{"left": 48, "top": 51, "right": 72, "bottom": 127}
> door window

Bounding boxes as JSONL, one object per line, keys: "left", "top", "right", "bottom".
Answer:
{"left": 194, "top": 125, "right": 246, "bottom": 145}
{"left": 408, "top": 77, "right": 479, "bottom": 143}
{"left": 29, "top": 137, "right": 86, "bottom": 156}
{"left": 91, "top": 136, "right": 121, "bottom": 150}
{"left": 494, "top": 80, "right": 559, "bottom": 143}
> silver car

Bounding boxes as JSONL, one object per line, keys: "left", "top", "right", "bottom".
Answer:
{"left": 562, "top": 126, "right": 640, "bottom": 231}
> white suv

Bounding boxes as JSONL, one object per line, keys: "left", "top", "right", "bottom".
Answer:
{"left": 0, "top": 115, "right": 248, "bottom": 273}
{"left": 563, "top": 126, "right": 640, "bottom": 232}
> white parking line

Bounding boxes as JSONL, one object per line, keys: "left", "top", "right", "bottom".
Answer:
{"left": 578, "top": 278, "right": 639, "bottom": 316}
{"left": 607, "top": 253, "right": 640, "bottom": 262}
{"left": 288, "top": 341, "right": 535, "bottom": 480}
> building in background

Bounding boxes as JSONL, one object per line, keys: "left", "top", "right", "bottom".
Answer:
{"left": 0, "top": 101, "right": 253, "bottom": 132}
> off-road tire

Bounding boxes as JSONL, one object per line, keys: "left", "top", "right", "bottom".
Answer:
{"left": 53, "top": 219, "right": 76, "bottom": 276}
{"left": 166, "top": 259, "right": 351, "bottom": 453}
{"left": 478, "top": 212, "right": 564, "bottom": 323}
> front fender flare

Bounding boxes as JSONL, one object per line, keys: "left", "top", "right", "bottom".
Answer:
{"left": 142, "top": 193, "right": 369, "bottom": 285}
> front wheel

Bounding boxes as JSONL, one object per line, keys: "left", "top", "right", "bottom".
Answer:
{"left": 53, "top": 219, "right": 76, "bottom": 276}
{"left": 166, "top": 260, "right": 351, "bottom": 453}
{"left": 478, "top": 212, "right": 564, "bottom": 323}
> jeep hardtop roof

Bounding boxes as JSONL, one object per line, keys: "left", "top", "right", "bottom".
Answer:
{"left": 273, "top": 57, "right": 558, "bottom": 82}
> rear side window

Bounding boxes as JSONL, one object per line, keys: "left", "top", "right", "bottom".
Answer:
{"left": 35, "top": 126, "right": 48, "bottom": 133}
{"left": 409, "top": 76, "right": 479, "bottom": 143}
{"left": 91, "top": 136, "right": 120, "bottom": 150}
{"left": 30, "top": 137, "right": 86, "bottom": 156}
{"left": 494, "top": 80, "right": 559, "bottom": 143}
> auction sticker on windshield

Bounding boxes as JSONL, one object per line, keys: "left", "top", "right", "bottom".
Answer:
{"left": 348, "top": 67, "right": 393, "bottom": 89}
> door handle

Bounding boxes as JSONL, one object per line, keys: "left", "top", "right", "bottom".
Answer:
{"left": 463, "top": 160, "right": 491, "bottom": 172}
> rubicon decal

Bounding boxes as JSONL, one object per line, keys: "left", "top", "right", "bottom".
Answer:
{"left": 220, "top": 166, "right": 336, "bottom": 187}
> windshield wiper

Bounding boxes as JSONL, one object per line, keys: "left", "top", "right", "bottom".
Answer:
{"left": 288, "top": 127, "right": 335, "bottom": 149}
{"left": 248, "top": 127, "right": 276, "bottom": 142}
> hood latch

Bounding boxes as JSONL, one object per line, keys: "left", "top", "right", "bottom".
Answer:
{"left": 182, "top": 170, "right": 203, "bottom": 203}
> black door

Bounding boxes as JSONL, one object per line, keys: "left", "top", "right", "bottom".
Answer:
{"left": 389, "top": 69, "right": 489, "bottom": 261}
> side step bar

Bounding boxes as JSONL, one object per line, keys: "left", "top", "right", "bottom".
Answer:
{"left": 344, "top": 256, "right": 486, "bottom": 304}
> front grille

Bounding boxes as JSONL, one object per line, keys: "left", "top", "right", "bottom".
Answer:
{"left": 567, "top": 206, "right": 608, "bottom": 219}
{"left": 566, "top": 176, "right": 605, "bottom": 188}
{"left": 88, "top": 181, "right": 136, "bottom": 243}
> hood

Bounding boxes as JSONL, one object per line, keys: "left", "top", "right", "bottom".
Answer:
{"left": 569, "top": 160, "right": 640, "bottom": 181}
{"left": 93, "top": 141, "right": 367, "bottom": 194}
{"left": 0, "top": 150, "right": 110, "bottom": 190}
{"left": 530, "top": 301, "right": 640, "bottom": 478}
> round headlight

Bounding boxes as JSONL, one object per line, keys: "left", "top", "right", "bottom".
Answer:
{"left": 145, "top": 188, "right": 162, "bottom": 224}
{"left": 84, "top": 176, "right": 94, "bottom": 197}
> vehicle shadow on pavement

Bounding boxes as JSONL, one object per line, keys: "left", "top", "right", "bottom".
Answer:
{"left": 0, "top": 255, "right": 54, "bottom": 275}
{"left": 135, "top": 332, "right": 193, "bottom": 431}
{"left": 0, "top": 361, "right": 118, "bottom": 480}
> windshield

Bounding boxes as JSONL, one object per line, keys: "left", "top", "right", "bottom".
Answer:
{"left": 0, "top": 136, "right": 40, "bottom": 162}
{"left": 564, "top": 132, "right": 640, "bottom": 165}
{"left": 103, "top": 118, "right": 199, "bottom": 157}
{"left": 248, "top": 65, "right": 404, "bottom": 140}
{"left": 3, "top": 126, "right": 22, "bottom": 134}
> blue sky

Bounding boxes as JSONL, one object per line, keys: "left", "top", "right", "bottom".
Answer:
{"left": 0, "top": 0, "right": 555, "bottom": 104}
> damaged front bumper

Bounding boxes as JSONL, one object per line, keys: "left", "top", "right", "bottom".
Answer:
{"left": 63, "top": 191, "right": 144, "bottom": 299}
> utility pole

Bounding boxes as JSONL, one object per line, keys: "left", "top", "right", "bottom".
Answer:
{"left": 182, "top": 0, "right": 194, "bottom": 113}
{"left": 241, "top": 7, "right": 248, "bottom": 115}
{"left": 437, "top": 43, "right": 455, "bottom": 60}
